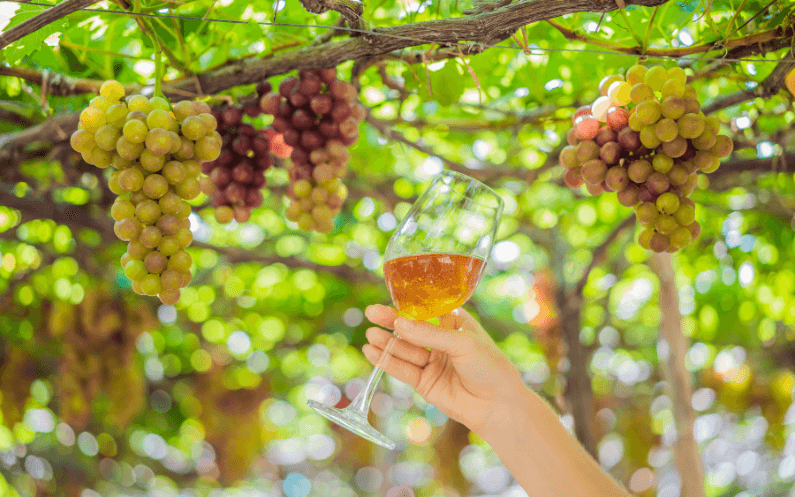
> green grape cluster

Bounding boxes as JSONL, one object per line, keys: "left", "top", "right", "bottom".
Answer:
{"left": 559, "top": 65, "right": 734, "bottom": 253}
{"left": 69, "top": 80, "right": 222, "bottom": 304}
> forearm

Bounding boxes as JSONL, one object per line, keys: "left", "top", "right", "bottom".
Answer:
{"left": 479, "top": 385, "right": 630, "bottom": 497}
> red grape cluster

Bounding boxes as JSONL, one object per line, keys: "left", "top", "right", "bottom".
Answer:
{"left": 560, "top": 65, "right": 734, "bottom": 253}
{"left": 69, "top": 80, "right": 221, "bottom": 304}
{"left": 259, "top": 68, "right": 363, "bottom": 233}
{"left": 204, "top": 83, "right": 273, "bottom": 224}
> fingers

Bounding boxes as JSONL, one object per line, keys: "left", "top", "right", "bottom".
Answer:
{"left": 365, "top": 304, "right": 399, "bottom": 330}
{"left": 362, "top": 343, "right": 421, "bottom": 389}
{"left": 437, "top": 307, "right": 485, "bottom": 335}
{"left": 365, "top": 327, "right": 430, "bottom": 368}
{"left": 393, "top": 317, "right": 471, "bottom": 356}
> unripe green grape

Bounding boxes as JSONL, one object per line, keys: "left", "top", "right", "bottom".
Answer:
{"left": 111, "top": 155, "right": 132, "bottom": 170}
{"left": 146, "top": 109, "right": 174, "bottom": 131}
{"left": 627, "top": 159, "right": 653, "bottom": 183}
{"left": 701, "top": 157, "right": 720, "bottom": 173}
{"left": 599, "top": 75, "right": 623, "bottom": 95}
{"left": 168, "top": 131, "right": 182, "bottom": 155}
{"left": 160, "top": 269, "right": 183, "bottom": 290}
{"left": 660, "top": 135, "right": 687, "bottom": 158}
{"left": 173, "top": 101, "right": 198, "bottom": 122}
{"left": 626, "top": 65, "right": 648, "bottom": 86}
{"left": 694, "top": 151, "right": 717, "bottom": 171}
{"left": 80, "top": 106, "right": 106, "bottom": 132}
{"left": 124, "top": 259, "right": 146, "bottom": 281}
{"left": 639, "top": 125, "right": 662, "bottom": 148}
{"left": 119, "top": 167, "right": 145, "bottom": 192}
{"left": 294, "top": 180, "right": 312, "bottom": 198}
{"left": 655, "top": 118, "right": 678, "bottom": 142}
{"left": 158, "top": 289, "right": 181, "bottom": 305}
{"left": 90, "top": 148, "right": 113, "bottom": 168}
{"left": 149, "top": 96, "right": 171, "bottom": 111}
{"left": 628, "top": 112, "right": 644, "bottom": 132}
{"left": 157, "top": 236, "right": 180, "bottom": 257}
{"left": 168, "top": 118, "right": 180, "bottom": 133}
{"left": 95, "top": 124, "right": 121, "bottom": 151}
{"left": 177, "top": 201, "right": 192, "bottom": 219}
{"left": 660, "top": 96, "right": 686, "bottom": 120}
{"left": 576, "top": 140, "right": 600, "bottom": 163}
{"left": 81, "top": 150, "right": 95, "bottom": 165}
{"left": 644, "top": 66, "right": 668, "bottom": 92}
{"left": 175, "top": 138, "right": 195, "bottom": 161}
{"left": 176, "top": 227, "right": 193, "bottom": 248}
{"left": 131, "top": 280, "right": 145, "bottom": 295}
{"left": 215, "top": 206, "right": 234, "bottom": 223}
{"left": 683, "top": 98, "right": 701, "bottom": 114}
{"left": 710, "top": 135, "right": 733, "bottom": 158}
{"left": 100, "top": 80, "right": 126, "bottom": 101}
{"left": 116, "top": 136, "right": 144, "bottom": 161}
{"left": 129, "top": 191, "right": 147, "bottom": 204}
{"left": 180, "top": 217, "right": 191, "bottom": 230}
{"left": 140, "top": 226, "right": 162, "bottom": 249}
{"left": 208, "top": 130, "right": 222, "bottom": 147}
{"left": 70, "top": 129, "right": 95, "bottom": 154}
{"left": 181, "top": 116, "right": 207, "bottom": 141}
{"left": 111, "top": 199, "right": 135, "bottom": 221}
{"left": 667, "top": 67, "right": 687, "bottom": 85}
{"left": 108, "top": 171, "right": 124, "bottom": 195}
{"left": 656, "top": 192, "right": 680, "bottom": 215}
{"left": 669, "top": 226, "right": 692, "bottom": 249}
{"left": 199, "top": 113, "right": 218, "bottom": 131}
{"left": 88, "top": 96, "right": 111, "bottom": 111}
{"left": 635, "top": 100, "right": 661, "bottom": 125}
{"left": 127, "top": 240, "right": 150, "bottom": 260}
{"left": 673, "top": 203, "right": 695, "bottom": 225}
{"left": 159, "top": 193, "right": 182, "bottom": 215}
{"left": 194, "top": 136, "right": 221, "bottom": 162}
{"left": 630, "top": 83, "right": 655, "bottom": 104}
{"left": 163, "top": 161, "right": 187, "bottom": 184}
{"left": 635, "top": 202, "right": 658, "bottom": 225}
{"left": 168, "top": 250, "right": 193, "bottom": 272}
{"left": 140, "top": 149, "right": 166, "bottom": 173}
{"left": 105, "top": 103, "right": 129, "bottom": 129}
{"left": 156, "top": 214, "right": 181, "bottom": 235}
{"left": 143, "top": 174, "right": 169, "bottom": 199}
{"left": 677, "top": 113, "right": 705, "bottom": 139}
{"left": 660, "top": 78, "right": 685, "bottom": 99}
{"left": 127, "top": 95, "right": 151, "bottom": 113}
{"left": 655, "top": 214, "right": 678, "bottom": 235}
{"left": 140, "top": 274, "right": 162, "bottom": 296}
{"left": 285, "top": 203, "right": 301, "bottom": 223}
{"left": 145, "top": 128, "right": 174, "bottom": 155}
{"left": 135, "top": 199, "right": 161, "bottom": 225}
{"left": 691, "top": 127, "right": 716, "bottom": 150}
{"left": 176, "top": 178, "right": 201, "bottom": 200}
{"left": 682, "top": 85, "right": 697, "bottom": 99}
{"left": 121, "top": 252, "right": 133, "bottom": 268}
{"left": 638, "top": 229, "right": 654, "bottom": 249}
{"left": 114, "top": 217, "right": 142, "bottom": 241}
{"left": 652, "top": 154, "right": 674, "bottom": 173}
{"left": 126, "top": 110, "right": 147, "bottom": 123}
{"left": 704, "top": 116, "right": 720, "bottom": 134}
{"left": 183, "top": 160, "right": 201, "bottom": 179}
{"left": 668, "top": 165, "right": 689, "bottom": 186}
{"left": 297, "top": 213, "right": 315, "bottom": 231}
{"left": 123, "top": 119, "right": 149, "bottom": 144}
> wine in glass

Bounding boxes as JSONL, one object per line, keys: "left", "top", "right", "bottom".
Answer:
{"left": 307, "top": 170, "right": 504, "bottom": 449}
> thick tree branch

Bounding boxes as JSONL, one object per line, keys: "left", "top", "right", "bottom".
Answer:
{"left": 702, "top": 48, "right": 795, "bottom": 114}
{"left": 0, "top": 0, "right": 102, "bottom": 50}
{"left": 158, "top": 0, "right": 669, "bottom": 99}
{"left": 299, "top": 0, "right": 365, "bottom": 31}
{"left": 0, "top": 67, "right": 140, "bottom": 96}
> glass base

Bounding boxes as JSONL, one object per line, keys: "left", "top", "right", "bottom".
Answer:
{"left": 307, "top": 399, "right": 396, "bottom": 450}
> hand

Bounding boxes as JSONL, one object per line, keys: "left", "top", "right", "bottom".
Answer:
{"left": 363, "top": 304, "right": 525, "bottom": 435}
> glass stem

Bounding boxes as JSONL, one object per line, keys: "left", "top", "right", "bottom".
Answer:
{"left": 347, "top": 333, "right": 401, "bottom": 417}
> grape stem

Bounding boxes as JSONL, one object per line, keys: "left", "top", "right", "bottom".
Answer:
{"left": 146, "top": 19, "right": 164, "bottom": 98}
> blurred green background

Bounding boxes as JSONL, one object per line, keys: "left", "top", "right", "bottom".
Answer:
{"left": 2, "top": 0, "right": 795, "bottom": 496}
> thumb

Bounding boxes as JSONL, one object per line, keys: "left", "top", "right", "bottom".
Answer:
{"left": 393, "top": 317, "right": 470, "bottom": 355}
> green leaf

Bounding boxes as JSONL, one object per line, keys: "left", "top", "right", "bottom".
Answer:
{"left": 1, "top": 3, "right": 69, "bottom": 66}
{"left": 402, "top": 60, "right": 466, "bottom": 107}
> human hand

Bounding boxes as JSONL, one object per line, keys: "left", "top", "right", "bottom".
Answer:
{"left": 363, "top": 304, "right": 526, "bottom": 435}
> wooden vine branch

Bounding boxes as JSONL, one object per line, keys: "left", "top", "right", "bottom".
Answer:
{"left": 0, "top": 0, "right": 102, "bottom": 50}
{"left": 702, "top": 48, "right": 795, "bottom": 114}
{"left": 0, "top": 67, "right": 140, "bottom": 97}
{"left": 298, "top": 0, "right": 364, "bottom": 30}
{"left": 572, "top": 214, "right": 636, "bottom": 297}
{"left": 159, "top": 0, "right": 669, "bottom": 99}
{"left": 652, "top": 252, "right": 707, "bottom": 497}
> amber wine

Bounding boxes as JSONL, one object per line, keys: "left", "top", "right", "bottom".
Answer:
{"left": 383, "top": 253, "right": 484, "bottom": 321}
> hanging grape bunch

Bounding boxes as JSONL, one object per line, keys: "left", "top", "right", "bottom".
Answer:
{"left": 559, "top": 65, "right": 734, "bottom": 253}
{"left": 204, "top": 82, "right": 273, "bottom": 224}
{"left": 259, "top": 68, "right": 365, "bottom": 233}
{"left": 69, "top": 81, "right": 222, "bottom": 304}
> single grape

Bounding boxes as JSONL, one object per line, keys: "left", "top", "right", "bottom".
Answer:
{"left": 606, "top": 107, "right": 630, "bottom": 131}
{"left": 114, "top": 217, "right": 142, "bottom": 241}
{"left": 168, "top": 250, "right": 193, "bottom": 272}
{"left": 669, "top": 227, "right": 692, "bottom": 250}
{"left": 646, "top": 171, "right": 670, "bottom": 195}
{"left": 173, "top": 101, "right": 198, "bottom": 122}
{"left": 652, "top": 154, "right": 673, "bottom": 173}
{"left": 106, "top": 103, "right": 128, "bottom": 128}
{"left": 599, "top": 75, "right": 623, "bottom": 95}
{"left": 617, "top": 128, "right": 641, "bottom": 151}
{"left": 95, "top": 125, "right": 121, "bottom": 151}
{"left": 177, "top": 201, "right": 192, "bottom": 220}
{"left": 559, "top": 146, "right": 579, "bottom": 169}
{"left": 157, "top": 236, "right": 180, "bottom": 257}
{"left": 118, "top": 167, "right": 145, "bottom": 192}
{"left": 628, "top": 159, "right": 653, "bottom": 183}
{"left": 108, "top": 171, "right": 124, "bottom": 195}
{"left": 673, "top": 204, "right": 695, "bottom": 226}
{"left": 140, "top": 149, "right": 166, "bottom": 173}
{"left": 574, "top": 116, "right": 600, "bottom": 140}
{"left": 688, "top": 220, "right": 701, "bottom": 240}
{"left": 576, "top": 140, "right": 600, "bottom": 163}
{"left": 700, "top": 155, "right": 720, "bottom": 173}
{"left": 145, "top": 128, "right": 173, "bottom": 155}
{"left": 159, "top": 192, "right": 182, "bottom": 215}
{"left": 140, "top": 274, "right": 162, "bottom": 296}
{"left": 214, "top": 205, "right": 234, "bottom": 223}
{"left": 127, "top": 95, "right": 151, "bottom": 114}
{"left": 617, "top": 184, "right": 640, "bottom": 207}
{"left": 654, "top": 118, "right": 678, "bottom": 142}
{"left": 148, "top": 96, "right": 170, "bottom": 112}
{"left": 630, "top": 83, "right": 655, "bottom": 104}
{"left": 645, "top": 66, "right": 668, "bottom": 91}
{"left": 80, "top": 106, "right": 106, "bottom": 132}
{"left": 655, "top": 214, "right": 678, "bottom": 235}
{"left": 156, "top": 215, "right": 180, "bottom": 236}
{"left": 90, "top": 148, "right": 113, "bottom": 168}
{"left": 626, "top": 65, "right": 648, "bottom": 86}
{"left": 127, "top": 240, "right": 150, "bottom": 260}
{"left": 590, "top": 96, "right": 612, "bottom": 122}
{"left": 594, "top": 127, "right": 617, "bottom": 146}
{"left": 564, "top": 169, "right": 584, "bottom": 188}
{"left": 628, "top": 112, "right": 644, "bottom": 132}
{"left": 135, "top": 199, "right": 161, "bottom": 225}
{"left": 639, "top": 125, "right": 662, "bottom": 149}
{"left": 638, "top": 229, "right": 654, "bottom": 249}
{"left": 163, "top": 161, "right": 187, "bottom": 184}
{"left": 194, "top": 137, "right": 221, "bottom": 162}
{"left": 668, "top": 165, "right": 689, "bottom": 186}
{"left": 567, "top": 127, "right": 579, "bottom": 146}
{"left": 160, "top": 269, "right": 183, "bottom": 290}
{"left": 115, "top": 136, "right": 144, "bottom": 161}
{"left": 140, "top": 226, "right": 163, "bottom": 249}
{"left": 111, "top": 199, "right": 135, "bottom": 221}
{"left": 691, "top": 127, "right": 717, "bottom": 150}
{"left": 704, "top": 116, "right": 720, "bottom": 134}
{"left": 143, "top": 174, "right": 169, "bottom": 199}
{"left": 608, "top": 81, "right": 632, "bottom": 106}
{"left": 294, "top": 179, "right": 313, "bottom": 198}
{"left": 176, "top": 227, "right": 193, "bottom": 248}
{"left": 683, "top": 98, "right": 701, "bottom": 114}
{"left": 70, "top": 129, "right": 95, "bottom": 154}
{"left": 656, "top": 192, "right": 680, "bottom": 215}
{"left": 635, "top": 202, "right": 658, "bottom": 226}
{"left": 599, "top": 142, "right": 621, "bottom": 165}
{"left": 585, "top": 182, "right": 604, "bottom": 196}
{"left": 660, "top": 135, "right": 687, "bottom": 158}
{"left": 649, "top": 233, "right": 670, "bottom": 252}
{"left": 158, "top": 289, "right": 181, "bottom": 305}
{"left": 710, "top": 135, "right": 734, "bottom": 158}
{"left": 660, "top": 78, "right": 685, "bottom": 99}
{"left": 123, "top": 120, "right": 148, "bottom": 144}
{"left": 581, "top": 159, "right": 608, "bottom": 184}
{"left": 677, "top": 113, "right": 705, "bottom": 139}
{"left": 660, "top": 96, "right": 686, "bottom": 120}
{"left": 176, "top": 178, "right": 201, "bottom": 200}
{"left": 605, "top": 166, "right": 629, "bottom": 192}
{"left": 635, "top": 100, "right": 661, "bottom": 124}
{"left": 124, "top": 260, "right": 146, "bottom": 281}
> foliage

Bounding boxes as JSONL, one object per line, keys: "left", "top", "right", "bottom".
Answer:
{"left": 1, "top": 0, "right": 795, "bottom": 496}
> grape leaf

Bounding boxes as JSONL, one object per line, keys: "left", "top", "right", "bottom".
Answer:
{"left": 1, "top": 3, "right": 69, "bottom": 66}
{"left": 402, "top": 60, "right": 466, "bottom": 107}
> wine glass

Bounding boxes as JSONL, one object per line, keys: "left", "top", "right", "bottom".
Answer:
{"left": 307, "top": 170, "right": 504, "bottom": 449}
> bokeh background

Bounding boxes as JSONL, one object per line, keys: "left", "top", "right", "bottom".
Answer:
{"left": 2, "top": 0, "right": 795, "bottom": 496}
